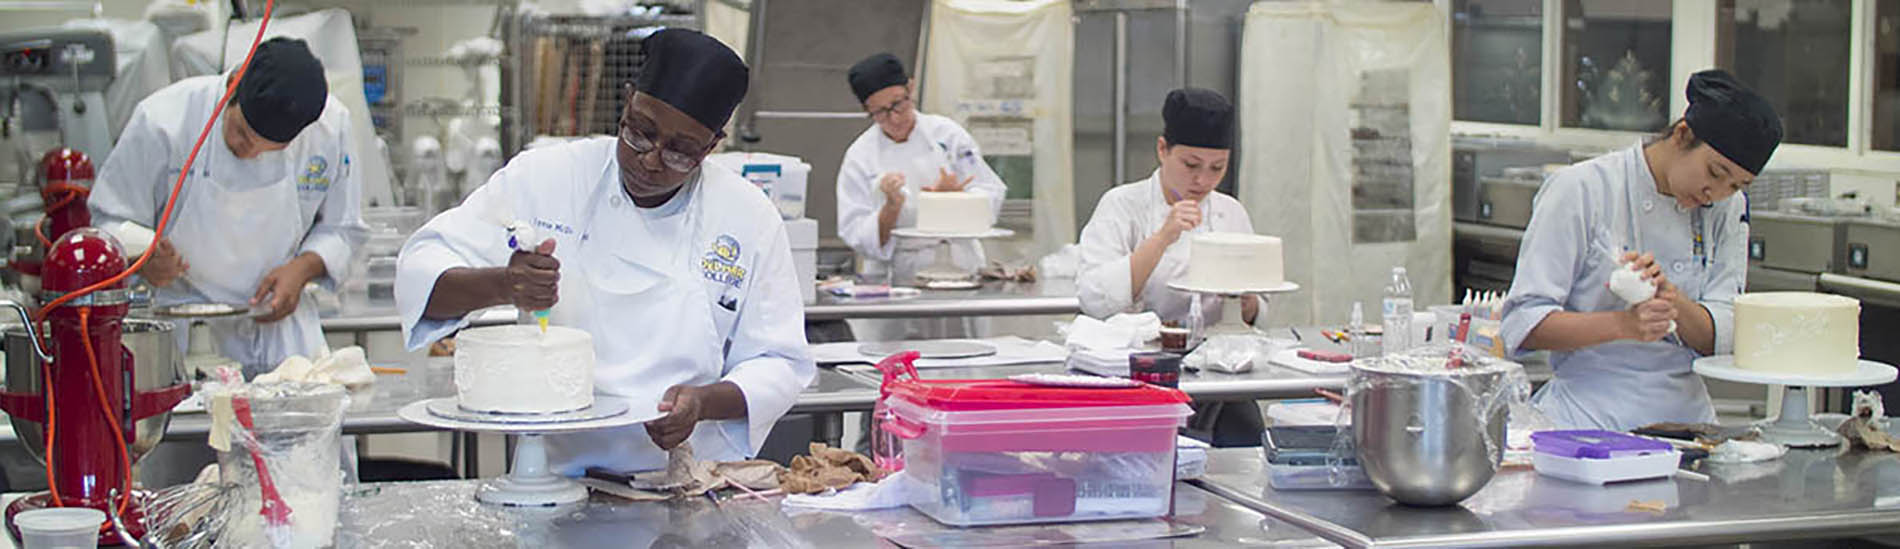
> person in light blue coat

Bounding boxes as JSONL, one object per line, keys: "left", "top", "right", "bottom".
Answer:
{"left": 1502, "top": 70, "right": 1782, "bottom": 431}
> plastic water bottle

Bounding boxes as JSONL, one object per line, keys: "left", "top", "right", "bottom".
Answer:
{"left": 1350, "top": 302, "right": 1372, "bottom": 358}
{"left": 1383, "top": 267, "right": 1414, "bottom": 355}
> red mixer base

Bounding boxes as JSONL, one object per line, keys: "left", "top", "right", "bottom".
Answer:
{"left": 5, "top": 492, "right": 149, "bottom": 547}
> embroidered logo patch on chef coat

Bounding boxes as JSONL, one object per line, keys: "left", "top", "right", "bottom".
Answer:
{"left": 296, "top": 156, "right": 330, "bottom": 192}
{"left": 701, "top": 234, "right": 747, "bottom": 287}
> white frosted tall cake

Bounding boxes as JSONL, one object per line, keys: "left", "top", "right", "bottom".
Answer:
{"left": 914, "top": 191, "right": 993, "bottom": 234}
{"left": 454, "top": 325, "right": 596, "bottom": 414}
{"left": 1732, "top": 292, "right": 1860, "bottom": 376}
{"left": 1181, "top": 233, "right": 1286, "bottom": 290}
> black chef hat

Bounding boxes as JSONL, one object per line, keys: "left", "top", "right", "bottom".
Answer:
{"left": 847, "top": 53, "right": 908, "bottom": 104}
{"left": 235, "top": 37, "right": 327, "bottom": 144}
{"left": 1684, "top": 69, "right": 1782, "bottom": 175}
{"left": 1162, "top": 88, "right": 1234, "bottom": 150}
{"left": 637, "top": 29, "right": 750, "bottom": 134}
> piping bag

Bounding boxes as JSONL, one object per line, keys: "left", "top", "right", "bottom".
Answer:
{"left": 481, "top": 200, "right": 552, "bottom": 332}
{"left": 1604, "top": 249, "right": 1677, "bottom": 334}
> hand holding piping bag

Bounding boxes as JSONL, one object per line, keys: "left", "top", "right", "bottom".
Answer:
{"left": 506, "top": 222, "right": 555, "bottom": 333}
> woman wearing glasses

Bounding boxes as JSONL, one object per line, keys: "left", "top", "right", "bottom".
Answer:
{"left": 835, "top": 52, "right": 1009, "bottom": 341}
{"left": 395, "top": 30, "right": 814, "bottom": 473}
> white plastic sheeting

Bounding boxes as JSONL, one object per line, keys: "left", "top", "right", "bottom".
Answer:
{"left": 920, "top": 0, "right": 1075, "bottom": 259}
{"left": 171, "top": 9, "right": 398, "bottom": 208}
{"left": 1237, "top": 2, "right": 1451, "bottom": 326}
{"left": 62, "top": 19, "right": 174, "bottom": 148}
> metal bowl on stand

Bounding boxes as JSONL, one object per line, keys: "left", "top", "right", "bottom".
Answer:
{"left": 1349, "top": 345, "right": 1527, "bottom": 506}
{"left": 4, "top": 318, "right": 184, "bottom": 463}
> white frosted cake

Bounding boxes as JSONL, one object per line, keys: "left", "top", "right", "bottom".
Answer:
{"left": 914, "top": 191, "right": 993, "bottom": 234}
{"left": 1733, "top": 292, "right": 1860, "bottom": 375}
{"left": 453, "top": 325, "right": 595, "bottom": 414}
{"left": 1181, "top": 233, "right": 1286, "bottom": 290}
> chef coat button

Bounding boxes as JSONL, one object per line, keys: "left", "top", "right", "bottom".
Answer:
{"left": 1673, "top": 262, "right": 1686, "bottom": 272}
{"left": 1643, "top": 200, "right": 1654, "bottom": 211}
{"left": 611, "top": 195, "right": 624, "bottom": 208}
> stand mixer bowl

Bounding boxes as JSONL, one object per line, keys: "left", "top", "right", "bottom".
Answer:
{"left": 3, "top": 318, "right": 183, "bottom": 463}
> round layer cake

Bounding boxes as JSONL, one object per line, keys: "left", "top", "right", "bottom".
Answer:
{"left": 1181, "top": 232, "right": 1285, "bottom": 290}
{"left": 453, "top": 325, "right": 596, "bottom": 414}
{"left": 1733, "top": 292, "right": 1860, "bottom": 376}
{"left": 914, "top": 191, "right": 993, "bottom": 234}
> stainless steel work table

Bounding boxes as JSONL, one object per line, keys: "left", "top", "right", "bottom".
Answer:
{"left": 834, "top": 328, "right": 1553, "bottom": 401}
{"left": 54, "top": 478, "right": 1331, "bottom": 548}
{"left": 804, "top": 279, "right": 1080, "bottom": 321}
{"left": 1192, "top": 447, "right": 1900, "bottom": 548}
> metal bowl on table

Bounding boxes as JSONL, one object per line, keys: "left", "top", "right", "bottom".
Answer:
{"left": 1349, "top": 345, "right": 1525, "bottom": 506}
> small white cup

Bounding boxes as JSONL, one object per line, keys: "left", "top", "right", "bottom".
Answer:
{"left": 14, "top": 507, "right": 105, "bottom": 549}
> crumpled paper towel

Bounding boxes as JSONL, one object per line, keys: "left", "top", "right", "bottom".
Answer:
{"left": 1063, "top": 312, "right": 1162, "bottom": 351}
{"left": 586, "top": 443, "right": 783, "bottom": 501}
{"left": 780, "top": 472, "right": 922, "bottom": 512}
{"left": 779, "top": 443, "right": 889, "bottom": 494}
{"left": 1839, "top": 390, "right": 1900, "bottom": 452}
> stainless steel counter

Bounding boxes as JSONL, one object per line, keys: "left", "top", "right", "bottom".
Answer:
{"left": 316, "top": 280, "right": 1080, "bottom": 334}
{"left": 313, "top": 479, "right": 1332, "bottom": 548}
{"left": 1194, "top": 447, "right": 1900, "bottom": 548}
{"left": 805, "top": 279, "right": 1080, "bottom": 321}
{"left": 836, "top": 328, "right": 1553, "bottom": 402}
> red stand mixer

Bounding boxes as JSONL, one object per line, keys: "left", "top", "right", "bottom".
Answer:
{"left": 0, "top": 148, "right": 190, "bottom": 545}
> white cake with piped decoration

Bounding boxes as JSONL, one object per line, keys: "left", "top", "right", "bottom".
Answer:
{"left": 1181, "top": 232, "right": 1285, "bottom": 290}
{"left": 453, "top": 325, "right": 595, "bottom": 414}
{"left": 914, "top": 191, "right": 993, "bottom": 234}
{"left": 1732, "top": 292, "right": 1860, "bottom": 376}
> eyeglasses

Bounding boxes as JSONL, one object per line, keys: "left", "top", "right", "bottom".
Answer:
{"left": 618, "top": 121, "right": 707, "bottom": 173}
{"left": 867, "top": 97, "right": 911, "bottom": 121}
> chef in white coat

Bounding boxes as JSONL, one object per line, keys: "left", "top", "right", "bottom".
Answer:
{"left": 1077, "top": 88, "right": 1259, "bottom": 327}
{"left": 1503, "top": 70, "right": 1779, "bottom": 431}
{"left": 835, "top": 52, "right": 1007, "bottom": 341}
{"left": 397, "top": 29, "right": 814, "bottom": 473}
{"left": 93, "top": 37, "right": 367, "bottom": 373}
{"left": 1076, "top": 88, "right": 1262, "bottom": 446}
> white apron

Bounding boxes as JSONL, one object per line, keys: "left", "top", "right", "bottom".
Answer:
{"left": 161, "top": 121, "right": 327, "bottom": 374}
{"left": 544, "top": 166, "right": 750, "bottom": 474}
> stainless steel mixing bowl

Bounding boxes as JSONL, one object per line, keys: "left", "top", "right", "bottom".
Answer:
{"left": 1350, "top": 352, "right": 1520, "bottom": 506}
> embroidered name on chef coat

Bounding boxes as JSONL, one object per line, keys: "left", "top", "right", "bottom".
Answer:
{"left": 702, "top": 234, "right": 747, "bottom": 287}
{"left": 296, "top": 155, "right": 330, "bottom": 192}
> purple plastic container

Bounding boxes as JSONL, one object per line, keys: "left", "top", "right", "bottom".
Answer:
{"left": 1530, "top": 430, "right": 1673, "bottom": 459}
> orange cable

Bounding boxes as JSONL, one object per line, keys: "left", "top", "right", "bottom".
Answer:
{"left": 78, "top": 306, "right": 134, "bottom": 526}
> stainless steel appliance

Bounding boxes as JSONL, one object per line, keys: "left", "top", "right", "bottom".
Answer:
{"left": 1843, "top": 218, "right": 1900, "bottom": 284}
{"left": 1747, "top": 211, "right": 1848, "bottom": 274}
{"left": 1472, "top": 170, "right": 1541, "bottom": 229}
{"left": 1451, "top": 138, "right": 1571, "bottom": 224}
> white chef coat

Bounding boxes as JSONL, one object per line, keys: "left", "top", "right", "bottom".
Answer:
{"left": 92, "top": 75, "right": 367, "bottom": 373}
{"left": 1502, "top": 142, "right": 1747, "bottom": 432}
{"left": 1076, "top": 171, "right": 1257, "bottom": 326}
{"left": 836, "top": 112, "right": 1007, "bottom": 340}
{"left": 397, "top": 137, "right": 816, "bottom": 474}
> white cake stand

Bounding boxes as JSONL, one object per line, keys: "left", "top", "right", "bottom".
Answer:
{"left": 1166, "top": 281, "right": 1301, "bottom": 336}
{"left": 890, "top": 227, "right": 1015, "bottom": 290}
{"left": 1692, "top": 357, "right": 1898, "bottom": 448}
{"left": 398, "top": 397, "right": 660, "bottom": 506}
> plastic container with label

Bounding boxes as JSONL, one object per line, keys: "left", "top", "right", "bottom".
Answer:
{"left": 879, "top": 369, "right": 1193, "bottom": 527}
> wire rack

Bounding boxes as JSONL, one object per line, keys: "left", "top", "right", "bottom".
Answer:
{"left": 501, "top": 10, "right": 700, "bottom": 155}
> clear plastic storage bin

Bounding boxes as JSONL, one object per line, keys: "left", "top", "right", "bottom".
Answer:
{"left": 881, "top": 378, "right": 1192, "bottom": 527}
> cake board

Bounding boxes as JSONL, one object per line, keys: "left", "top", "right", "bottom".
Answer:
{"left": 399, "top": 397, "right": 660, "bottom": 506}
{"left": 1692, "top": 357, "right": 1898, "bottom": 448}
{"left": 891, "top": 228, "right": 1016, "bottom": 289}
{"left": 1166, "top": 281, "right": 1301, "bottom": 336}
